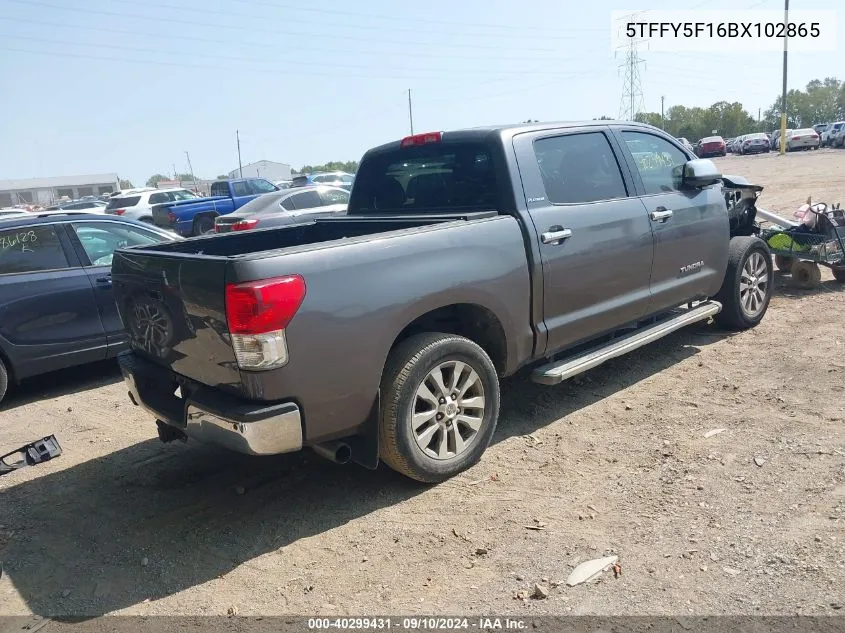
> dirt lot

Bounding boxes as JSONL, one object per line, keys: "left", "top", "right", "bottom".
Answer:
{"left": 1, "top": 149, "right": 843, "bottom": 618}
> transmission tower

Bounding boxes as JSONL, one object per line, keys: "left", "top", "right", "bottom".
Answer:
{"left": 617, "top": 24, "right": 645, "bottom": 121}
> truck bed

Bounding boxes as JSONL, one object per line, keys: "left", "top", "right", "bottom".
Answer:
{"left": 140, "top": 213, "right": 493, "bottom": 258}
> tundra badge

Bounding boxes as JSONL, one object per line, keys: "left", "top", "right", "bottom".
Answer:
{"left": 680, "top": 261, "right": 704, "bottom": 275}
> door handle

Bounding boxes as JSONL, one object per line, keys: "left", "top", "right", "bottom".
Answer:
{"left": 541, "top": 227, "right": 573, "bottom": 244}
{"left": 650, "top": 207, "right": 673, "bottom": 222}
{"left": 96, "top": 275, "right": 112, "bottom": 287}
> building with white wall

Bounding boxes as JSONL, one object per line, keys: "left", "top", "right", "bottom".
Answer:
{"left": 0, "top": 173, "right": 120, "bottom": 207}
{"left": 228, "top": 160, "right": 292, "bottom": 182}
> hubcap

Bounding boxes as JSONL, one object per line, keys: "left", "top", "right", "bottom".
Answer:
{"left": 411, "top": 360, "right": 485, "bottom": 461}
{"left": 739, "top": 252, "right": 769, "bottom": 317}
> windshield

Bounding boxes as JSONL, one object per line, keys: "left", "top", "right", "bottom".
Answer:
{"left": 348, "top": 142, "right": 498, "bottom": 214}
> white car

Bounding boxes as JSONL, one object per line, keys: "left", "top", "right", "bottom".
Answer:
{"left": 104, "top": 188, "right": 200, "bottom": 223}
{"left": 676, "top": 137, "right": 694, "bottom": 152}
{"left": 822, "top": 122, "right": 845, "bottom": 146}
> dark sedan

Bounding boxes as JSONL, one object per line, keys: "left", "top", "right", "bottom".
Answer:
{"left": 214, "top": 185, "right": 349, "bottom": 233}
{"left": 0, "top": 213, "right": 178, "bottom": 403}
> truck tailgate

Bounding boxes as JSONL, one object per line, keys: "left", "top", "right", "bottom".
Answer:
{"left": 110, "top": 249, "right": 242, "bottom": 392}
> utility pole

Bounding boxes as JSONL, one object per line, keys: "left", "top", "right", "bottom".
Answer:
{"left": 172, "top": 164, "right": 177, "bottom": 181}
{"left": 407, "top": 89, "right": 414, "bottom": 135}
{"left": 236, "top": 130, "right": 243, "bottom": 178}
{"left": 779, "top": 0, "right": 789, "bottom": 155}
{"left": 661, "top": 95, "right": 665, "bottom": 129}
{"left": 185, "top": 151, "right": 198, "bottom": 193}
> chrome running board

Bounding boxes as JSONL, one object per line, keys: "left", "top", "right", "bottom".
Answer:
{"left": 531, "top": 301, "right": 722, "bottom": 386}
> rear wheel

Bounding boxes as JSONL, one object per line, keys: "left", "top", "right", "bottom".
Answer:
{"left": 0, "top": 357, "right": 8, "bottom": 405}
{"left": 775, "top": 254, "right": 795, "bottom": 272}
{"left": 379, "top": 333, "right": 500, "bottom": 483}
{"left": 832, "top": 267, "right": 845, "bottom": 283}
{"left": 192, "top": 215, "right": 216, "bottom": 236}
{"left": 791, "top": 260, "right": 822, "bottom": 288}
{"left": 714, "top": 236, "right": 773, "bottom": 330}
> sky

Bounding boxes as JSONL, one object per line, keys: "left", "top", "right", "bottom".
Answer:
{"left": 0, "top": 0, "right": 841, "bottom": 186}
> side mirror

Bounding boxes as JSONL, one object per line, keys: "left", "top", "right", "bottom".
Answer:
{"left": 682, "top": 159, "right": 722, "bottom": 189}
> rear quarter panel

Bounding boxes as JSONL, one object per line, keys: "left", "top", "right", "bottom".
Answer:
{"left": 232, "top": 215, "right": 534, "bottom": 443}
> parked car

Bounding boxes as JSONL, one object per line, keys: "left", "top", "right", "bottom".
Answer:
{"left": 105, "top": 188, "right": 200, "bottom": 224}
{"left": 831, "top": 126, "right": 845, "bottom": 148}
{"left": 784, "top": 128, "right": 820, "bottom": 151}
{"left": 274, "top": 180, "right": 293, "bottom": 189}
{"left": 696, "top": 136, "right": 727, "bottom": 157}
{"left": 113, "top": 121, "right": 773, "bottom": 482}
{"left": 737, "top": 132, "right": 771, "bottom": 154}
{"left": 45, "top": 200, "right": 108, "bottom": 212}
{"left": 0, "top": 213, "right": 178, "bottom": 404}
{"left": 150, "top": 178, "right": 279, "bottom": 236}
{"left": 214, "top": 185, "right": 349, "bottom": 233}
{"left": 813, "top": 123, "right": 829, "bottom": 136}
{"left": 291, "top": 172, "right": 355, "bottom": 191}
{"left": 821, "top": 122, "right": 845, "bottom": 146}
{"left": 676, "top": 137, "right": 694, "bottom": 152}
{"left": 724, "top": 138, "right": 736, "bottom": 152}
{"left": 0, "top": 209, "right": 31, "bottom": 220}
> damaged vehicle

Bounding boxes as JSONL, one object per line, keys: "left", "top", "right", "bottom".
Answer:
{"left": 111, "top": 121, "right": 774, "bottom": 483}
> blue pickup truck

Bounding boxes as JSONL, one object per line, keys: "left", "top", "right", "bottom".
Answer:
{"left": 151, "top": 178, "right": 279, "bottom": 236}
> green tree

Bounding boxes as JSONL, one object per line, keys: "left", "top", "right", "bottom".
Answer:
{"left": 145, "top": 174, "right": 168, "bottom": 187}
{"left": 299, "top": 160, "right": 359, "bottom": 174}
{"left": 119, "top": 179, "right": 133, "bottom": 188}
{"left": 176, "top": 173, "right": 194, "bottom": 182}
{"left": 216, "top": 174, "right": 228, "bottom": 180}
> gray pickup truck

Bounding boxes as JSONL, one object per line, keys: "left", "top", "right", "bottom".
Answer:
{"left": 112, "top": 121, "right": 772, "bottom": 482}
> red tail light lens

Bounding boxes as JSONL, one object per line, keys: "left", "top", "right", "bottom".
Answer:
{"left": 811, "top": 133, "right": 819, "bottom": 138}
{"left": 400, "top": 131, "right": 443, "bottom": 148}
{"left": 113, "top": 208, "right": 126, "bottom": 215}
{"left": 225, "top": 275, "right": 306, "bottom": 335}
{"left": 232, "top": 219, "right": 259, "bottom": 231}
{"left": 168, "top": 212, "right": 177, "bottom": 224}
{"left": 791, "top": 136, "right": 800, "bottom": 140}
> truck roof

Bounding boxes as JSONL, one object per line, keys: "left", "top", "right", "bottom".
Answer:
{"left": 364, "top": 120, "right": 658, "bottom": 155}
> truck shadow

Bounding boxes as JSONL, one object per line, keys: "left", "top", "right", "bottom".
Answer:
{"left": 1, "top": 360, "right": 122, "bottom": 412}
{"left": 0, "top": 324, "right": 729, "bottom": 617}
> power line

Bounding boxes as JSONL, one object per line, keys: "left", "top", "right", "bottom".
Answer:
{"left": 110, "top": 0, "right": 603, "bottom": 41}
{"left": 9, "top": 0, "right": 574, "bottom": 53}
{"left": 225, "top": 0, "right": 606, "bottom": 33}
{"left": 0, "top": 16, "right": 583, "bottom": 63}
{"left": 0, "top": 32, "right": 606, "bottom": 78}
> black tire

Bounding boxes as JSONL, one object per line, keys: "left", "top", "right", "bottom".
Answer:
{"left": 192, "top": 215, "right": 216, "bottom": 236}
{"left": 714, "top": 236, "right": 773, "bottom": 330}
{"left": 832, "top": 267, "right": 845, "bottom": 283}
{"left": 775, "top": 254, "right": 794, "bottom": 272}
{"left": 0, "top": 356, "right": 8, "bottom": 405}
{"left": 791, "top": 260, "right": 822, "bottom": 288}
{"left": 379, "top": 332, "right": 500, "bottom": 483}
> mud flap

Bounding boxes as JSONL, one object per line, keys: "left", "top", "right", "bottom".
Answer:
{"left": 346, "top": 391, "right": 380, "bottom": 470}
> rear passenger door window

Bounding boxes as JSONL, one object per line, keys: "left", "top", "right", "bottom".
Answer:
{"left": 148, "top": 192, "right": 169, "bottom": 204}
{"left": 0, "top": 225, "right": 70, "bottom": 274}
{"left": 250, "top": 179, "right": 278, "bottom": 194}
{"left": 289, "top": 191, "right": 322, "bottom": 210}
{"left": 533, "top": 133, "right": 628, "bottom": 203}
{"left": 621, "top": 131, "right": 688, "bottom": 195}
{"left": 232, "top": 181, "right": 251, "bottom": 197}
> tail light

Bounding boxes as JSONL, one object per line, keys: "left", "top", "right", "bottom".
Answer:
{"left": 113, "top": 208, "right": 126, "bottom": 215}
{"left": 168, "top": 212, "right": 177, "bottom": 224}
{"left": 232, "top": 219, "right": 259, "bottom": 231}
{"left": 791, "top": 136, "right": 800, "bottom": 140}
{"left": 225, "top": 275, "right": 306, "bottom": 370}
{"left": 811, "top": 133, "right": 819, "bottom": 138}
{"left": 400, "top": 131, "right": 443, "bottom": 148}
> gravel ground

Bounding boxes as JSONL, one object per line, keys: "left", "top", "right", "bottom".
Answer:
{"left": 0, "top": 149, "right": 843, "bottom": 618}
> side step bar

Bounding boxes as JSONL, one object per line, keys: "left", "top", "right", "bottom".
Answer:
{"left": 531, "top": 301, "right": 722, "bottom": 386}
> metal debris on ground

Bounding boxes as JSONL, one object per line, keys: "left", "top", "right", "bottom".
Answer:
{"left": 704, "top": 428, "right": 727, "bottom": 438}
{"left": 0, "top": 435, "right": 62, "bottom": 476}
